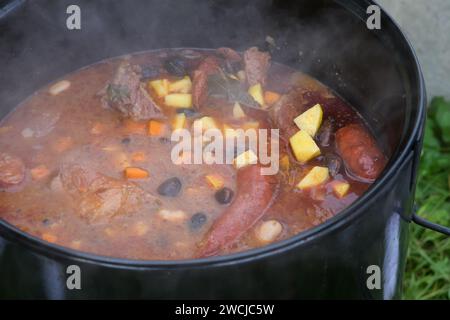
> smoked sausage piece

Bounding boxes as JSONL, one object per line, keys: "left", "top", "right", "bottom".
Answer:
{"left": 335, "top": 124, "right": 386, "bottom": 182}
{"left": 197, "top": 164, "right": 278, "bottom": 257}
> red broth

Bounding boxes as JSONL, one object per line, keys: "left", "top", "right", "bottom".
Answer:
{"left": 0, "top": 48, "right": 386, "bottom": 259}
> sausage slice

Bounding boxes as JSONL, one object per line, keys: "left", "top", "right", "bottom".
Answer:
{"left": 197, "top": 164, "right": 278, "bottom": 257}
{"left": 335, "top": 124, "right": 386, "bottom": 182}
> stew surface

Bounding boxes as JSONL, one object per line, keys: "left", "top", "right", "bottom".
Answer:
{"left": 0, "top": 48, "right": 387, "bottom": 260}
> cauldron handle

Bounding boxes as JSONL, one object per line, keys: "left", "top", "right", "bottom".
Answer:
{"left": 412, "top": 208, "right": 450, "bottom": 236}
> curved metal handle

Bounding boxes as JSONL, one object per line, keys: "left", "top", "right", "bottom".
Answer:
{"left": 412, "top": 213, "right": 450, "bottom": 236}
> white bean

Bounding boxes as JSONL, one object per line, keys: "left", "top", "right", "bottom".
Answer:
{"left": 158, "top": 209, "right": 187, "bottom": 222}
{"left": 49, "top": 80, "right": 71, "bottom": 96}
{"left": 256, "top": 220, "right": 283, "bottom": 244}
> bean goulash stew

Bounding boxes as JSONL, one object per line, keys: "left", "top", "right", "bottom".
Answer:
{"left": 0, "top": 48, "right": 387, "bottom": 259}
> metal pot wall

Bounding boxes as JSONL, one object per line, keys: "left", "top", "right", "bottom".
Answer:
{"left": 0, "top": 0, "right": 433, "bottom": 299}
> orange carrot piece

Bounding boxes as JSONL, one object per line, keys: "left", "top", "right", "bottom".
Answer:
{"left": 131, "top": 152, "right": 146, "bottom": 162}
{"left": 148, "top": 120, "right": 165, "bottom": 136}
{"left": 31, "top": 165, "right": 50, "bottom": 180}
{"left": 52, "top": 137, "right": 73, "bottom": 153}
{"left": 264, "top": 91, "right": 281, "bottom": 105}
{"left": 124, "top": 167, "right": 149, "bottom": 179}
{"left": 90, "top": 122, "right": 105, "bottom": 135}
{"left": 123, "top": 119, "right": 147, "bottom": 135}
{"left": 42, "top": 233, "right": 57, "bottom": 243}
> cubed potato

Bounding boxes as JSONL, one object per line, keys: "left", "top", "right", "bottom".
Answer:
{"left": 293, "top": 104, "right": 323, "bottom": 137}
{"left": 296, "top": 166, "right": 329, "bottom": 190}
{"left": 242, "top": 121, "right": 260, "bottom": 130}
{"left": 169, "top": 76, "right": 192, "bottom": 93}
{"left": 205, "top": 174, "right": 225, "bottom": 190}
{"left": 164, "top": 93, "right": 193, "bottom": 108}
{"left": 193, "top": 116, "right": 219, "bottom": 131}
{"left": 248, "top": 83, "right": 265, "bottom": 106}
{"left": 332, "top": 181, "right": 350, "bottom": 198}
{"left": 237, "top": 70, "right": 246, "bottom": 82}
{"left": 233, "top": 149, "right": 258, "bottom": 169}
{"left": 149, "top": 79, "right": 169, "bottom": 98}
{"left": 223, "top": 124, "right": 239, "bottom": 139}
{"left": 233, "top": 102, "right": 246, "bottom": 119}
{"left": 172, "top": 113, "right": 186, "bottom": 130}
{"left": 289, "top": 130, "right": 321, "bottom": 163}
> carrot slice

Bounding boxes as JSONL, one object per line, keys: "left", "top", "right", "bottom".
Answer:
{"left": 52, "top": 137, "right": 73, "bottom": 153}
{"left": 124, "top": 167, "right": 149, "bottom": 179}
{"left": 42, "top": 233, "right": 57, "bottom": 243}
{"left": 31, "top": 165, "right": 50, "bottom": 180}
{"left": 123, "top": 119, "right": 147, "bottom": 135}
{"left": 131, "top": 152, "right": 146, "bottom": 162}
{"left": 264, "top": 91, "right": 281, "bottom": 105}
{"left": 148, "top": 120, "right": 165, "bottom": 136}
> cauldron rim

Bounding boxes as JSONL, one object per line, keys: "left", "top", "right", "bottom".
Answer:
{"left": 0, "top": 0, "right": 426, "bottom": 268}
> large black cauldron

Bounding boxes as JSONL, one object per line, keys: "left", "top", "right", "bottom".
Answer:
{"left": 0, "top": 0, "right": 432, "bottom": 299}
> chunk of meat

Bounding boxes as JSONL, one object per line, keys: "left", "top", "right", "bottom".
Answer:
{"left": 216, "top": 47, "right": 242, "bottom": 62}
{"left": 197, "top": 164, "right": 278, "bottom": 257}
{"left": 0, "top": 152, "right": 26, "bottom": 188}
{"left": 59, "top": 163, "right": 155, "bottom": 223}
{"left": 192, "top": 57, "right": 220, "bottom": 110}
{"left": 270, "top": 87, "right": 310, "bottom": 138}
{"left": 335, "top": 124, "right": 387, "bottom": 182}
{"left": 243, "top": 47, "right": 271, "bottom": 86}
{"left": 23, "top": 110, "right": 60, "bottom": 138}
{"left": 103, "top": 62, "right": 165, "bottom": 121}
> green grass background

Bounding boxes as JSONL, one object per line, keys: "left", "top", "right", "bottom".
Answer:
{"left": 403, "top": 97, "right": 450, "bottom": 300}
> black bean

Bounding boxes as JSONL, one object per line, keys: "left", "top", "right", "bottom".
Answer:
{"left": 141, "top": 65, "right": 160, "bottom": 81}
{"left": 190, "top": 212, "right": 207, "bottom": 231}
{"left": 318, "top": 120, "right": 333, "bottom": 147}
{"left": 175, "top": 108, "right": 199, "bottom": 118}
{"left": 163, "top": 57, "right": 186, "bottom": 77}
{"left": 215, "top": 187, "right": 234, "bottom": 205}
{"left": 159, "top": 137, "right": 171, "bottom": 145}
{"left": 325, "top": 154, "right": 342, "bottom": 177}
{"left": 42, "top": 218, "right": 51, "bottom": 225}
{"left": 121, "top": 137, "right": 131, "bottom": 145}
{"left": 157, "top": 177, "right": 182, "bottom": 197}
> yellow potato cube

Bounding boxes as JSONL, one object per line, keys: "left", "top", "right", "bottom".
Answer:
{"left": 233, "top": 150, "right": 258, "bottom": 169}
{"left": 293, "top": 104, "right": 323, "bottom": 137}
{"left": 223, "top": 124, "right": 239, "bottom": 139}
{"left": 164, "top": 93, "right": 192, "bottom": 108}
{"left": 168, "top": 76, "right": 192, "bottom": 93}
{"left": 289, "top": 130, "right": 321, "bottom": 163}
{"left": 194, "top": 116, "right": 219, "bottom": 131}
{"left": 296, "top": 166, "right": 329, "bottom": 190}
{"left": 172, "top": 113, "right": 186, "bottom": 130}
{"left": 233, "top": 102, "right": 246, "bottom": 119}
{"left": 332, "top": 181, "right": 350, "bottom": 198}
{"left": 149, "top": 79, "right": 169, "bottom": 98}
{"left": 242, "top": 121, "right": 260, "bottom": 130}
{"left": 205, "top": 174, "right": 225, "bottom": 190}
{"left": 248, "top": 83, "right": 265, "bottom": 106}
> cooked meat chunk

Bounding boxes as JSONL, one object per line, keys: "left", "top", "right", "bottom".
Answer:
{"left": 103, "top": 62, "right": 165, "bottom": 120}
{"left": 244, "top": 47, "right": 271, "bottom": 86}
{"left": 270, "top": 88, "right": 311, "bottom": 138}
{"left": 59, "top": 163, "right": 154, "bottom": 223}
{"left": 216, "top": 47, "right": 242, "bottom": 62}
{"left": 0, "top": 152, "right": 26, "bottom": 188}
{"left": 192, "top": 57, "right": 220, "bottom": 110}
